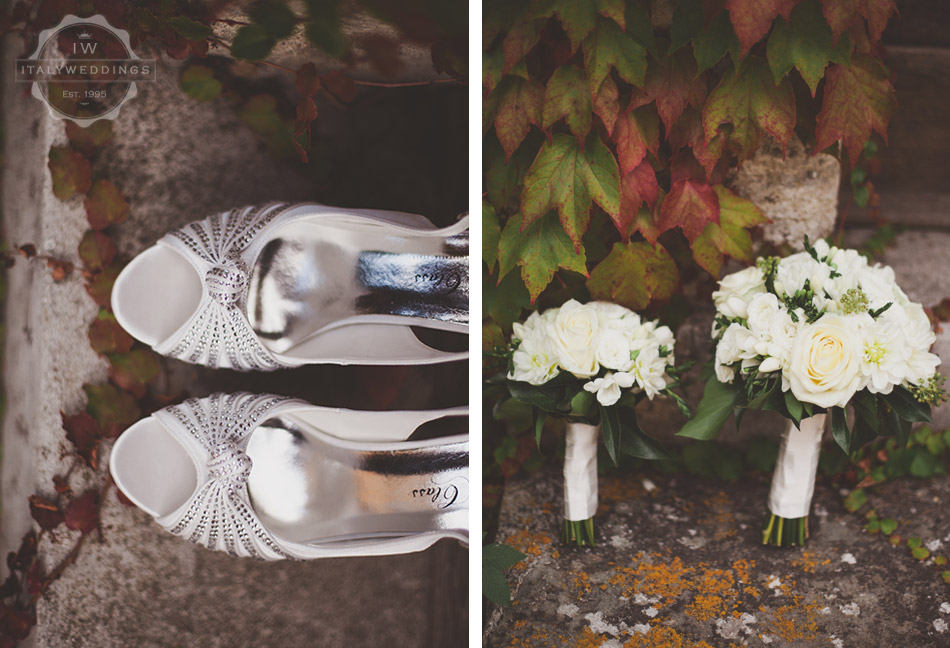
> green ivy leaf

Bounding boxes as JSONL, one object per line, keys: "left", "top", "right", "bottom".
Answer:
{"left": 48, "top": 146, "right": 91, "bottom": 200}
{"left": 547, "top": 0, "right": 599, "bottom": 52}
{"left": 168, "top": 15, "right": 212, "bottom": 41}
{"left": 485, "top": 270, "right": 531, "bottom": 330}
{"left": 670, "top": 0, "right": 705, "bottom": 52}
{"left": 248, "top": 0, "right": 298, "bottom": 38}
{"left": 109, "top": 349, "right": 161, "bottom": 399}
{"left": 231, "top": 24, "right": 277, "bottom": 61}
{"left": 541, "top": 65, "right": 592, "bottom": 146}
{"left": 84, "top": 383, "right": 141, "bottom": 438}
{"left": 88, "top": 310, "right": 133, "bottom": 354}
{"left": 678, "top": 376, "right": 736, "bottom": 440}
{"left": 586, "top": 241, "right": 678, "bottom": 310}
{"left": 725, "top": 0, "right": 799, "bottom": 59}
{"left": 498, "top": 211, "right": 588, "bottom": 301}
{"left": 583, "top": 16, "right": 647, "bottom": 94}
{"left": 304, "top": 0, "right": 347, "bottom": 56}
{"left": 483, "top": 542, "right": 525, "bottom": 607}
{"left": 623, "top": 0, "right": 658, "bottom": 55}
{"left": 485, "top": 132, "right": 539, "bottom": 213}
{"left": 843, "top": 488, "right": 866, "bottom": 512}
{"left": 692, "top": 10, "right": 741, "bottom": 74}
{"left": 86, "top": 264, "right": 120, "bottom": 308}
{"left": 180, "top": 64, "right": 222, "bottom": 102}
{"left": 690, "top": 184, "right": 767, "bottom": 275}
{"left": 703, "top": 55, "right": 796, "bottom": 161}
{"left": 492, "top": 76, "right": 545, "bottom": 161}
{"left": 521, "top": 133, "right": 620, "bottom": 250}
{"left": 767, "top": 0, "right": 850, "bottom": 96}
{"left": 84, "top": 179, "right": 130, "bottom": 230}
{"left": 484, "top": 201, "right": 501, "bottom": 270}
{"left": 77, "top": 230, "right": 116, "bottom": 273}
{"left": 503, "top": 18, "right": 544, "bottom": 73}
{"left": 814, "top": 55, "right": 895, "bottom": 167}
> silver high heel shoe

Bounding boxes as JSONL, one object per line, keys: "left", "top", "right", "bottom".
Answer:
{"left": 110, "top": 392, "right": 469, "bottom": 559}
{"left": 112, "top": 202, "right": 469, "bottom": 370}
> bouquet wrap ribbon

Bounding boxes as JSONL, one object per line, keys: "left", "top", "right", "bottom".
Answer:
{"left": 768, "top": 413, "right": 827, "bottom": 519}
{"left": 563, "top": 421, "right": 600, "bottom": 521}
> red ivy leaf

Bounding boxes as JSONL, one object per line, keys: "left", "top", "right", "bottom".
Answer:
{"left": 493, "top": 77, "right": 544, "bottom": 161}
{"left": 53, "top": 475, "right": 73, "bottom": 497}
{"left": 361, "top": 34, "right": 402, "bottom": 77}
{"left": 321, "top": 70, "right": 356, "bottom": 103}
{"left": 587, "top": 240, "right": 679, "bottom": 310}
{"left": 28, "top": 495, "right": 64, "bottom": 532}
{"left": 0, "top": 604, "right": 35, "bottom": 640}
{"left": 814, "top": 55, "right": 895, "bottom": 167}
{"left": 613, "top": 106, "right": 660, "bottom": 174}
{"left": 725, "top": 0, "right": 800, "bottom": 58}
{"left": 77, "top": 230, "right": 117, "bottom": 273}
{"left": 295, "top": 97, "right": 318, "bottom": 135}
{"left": 9, "top": 531, "right": 37, "bottom": 572}
{"left": 703, "top": 55, "right": 796, "bottom": 161}
{"left": 62, "top": 411, "right": 102, "bottom": 470}
{"left": 84, "top": 179, "right": 130, "bottom": 230}
{"left": 47, "top": 146, "right": 91, "bottom": 200}
{"left": 658, "top": 178, "right": 720, "bottom": 243}
{"left": 295, "top": 62, "right": 320, "bottom": 97}
{"left": 65, "top": 120, "right": 113, "bottom": 156}
{"left": 88, "top": 310, "right": 133, "bottom": 354}
{"left": 503, "top": 19, "right": 544, "bottom": 73}
{"left": 108, "top": 349, "right": 161, "bottom": 399}
{"left": 592, "top": 76, "right": 620, "bottom": 135}
{"left": 862, "top": 0, "right": 898, "bottom": 44}
{"left": 669, "top": 107, "right": 727, "bottom": 181}
{"left": 26, "top": 561, "right": 45, "bottom": 597}
{"left": 691, "top": 185, "right": 769, "bottom": 275}
{"left": 541, "top": 65, "right": 592, "bottom": 147}
{"left": 618, "top": 162, "right": 660, "bottom": 235}
{"left": 83, "top": 383, "right": 141, "bottom": 439}
{"left": 63, "top": 491, "right": 99, "bottom": 535}
{"left": 85, "top": 264, "right": 120, "bottom": 308}
{"left": 630, "top": 47, "right": 707, "bottom": 135}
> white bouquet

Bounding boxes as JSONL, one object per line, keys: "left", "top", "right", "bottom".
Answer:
{"left": 499, "top": 299, "right": 688, "bottom": 545}
{"left": 680, "top": 238, "right": 945, "bottom": 546}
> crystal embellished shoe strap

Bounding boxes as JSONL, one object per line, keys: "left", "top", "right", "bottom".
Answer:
{"left": 157, "top": 203, "right": 295, "bottom": 371}
{"left": 153, "top": 392, "right": 308, "bottom": 560}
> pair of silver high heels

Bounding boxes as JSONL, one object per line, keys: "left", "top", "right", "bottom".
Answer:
{"left": 109, "top": 203, "right": 469, "bottom": 560}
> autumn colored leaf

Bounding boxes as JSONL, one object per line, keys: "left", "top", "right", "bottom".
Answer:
{"left": 498, "top": 212, "right": 588, "bottom": 302}
{"left": 630, "top": 205, "right": 661, "bottom": 246}
{"left": 180, "top": 64, "right": 221, "bottom": 102}
{"left": 64, "top": 491, "right": 99, "bottom": 535}
{"left": 65, "top": 121, "right": 113, "bottom": 156}
{"left": 624, "top": 0, "right": 658, "bottom": 55}
{"left": 484, "top": 270, "right": 531, "bottom": 330}
{"left": 767, "top": 0, "right": 851, "bottom": 95}
{"left": 613, "top": 106, "right": 660, "bottom": 174}
{"left": 86, "top": 264, "right": 120, "bottom": 308}
{"left": 9, "top": 531, "right": 37, "bottom": 572}
{"left": 503, "top": 19, "right": 544, "bottom": 72}
{"left": 725, "top": 0, "right": 800, "bottom": 58}
{"left": 321, "top": 70, "right": 356, "bottom": 103}
{"left": 77, "top": 230, "right": 117, "bottom": 273}
{"left": 670, "top": 0, "right": 705, "bottom": 52}
{"left": 295, "top": 62, "right": 320, "bottom": 97}
{"left": 88, "top": 310, "right": 134, "bottom": 354}
{"left": 593, "top": 76, "right": 620, "bottom": 135}
{"left": 483, "top": 46, "right": 505, "bottom": 96}
{"left": 230, "top": 24, "right": 277, "bottom": 61}
{"left": 703, "top": 56, "right": 796, "bottom": 160}
{"left": 814, "top": 54, "right": 894, "bottom": 166}
{"left": 583, "top": 17, "right": 647, "bottom": 94}
{"left": 587, "top": 241, "right": 679, "bottom": 310}
{"left": 84, "top": 382, "right": 141, "bottom": 438}
{"left": 630, "top": 47, "right": 707, "bottom": 134}
{"left": 861, "top": 0, "right": 898, "bottom": 44}
{"left": 28, "top": 495, "right": 64, "bottom": 532}
{"left": 547, "top": 0, "right": 599, "bottom": 52}
{"left": 84, "top": 179, "right": 130, "bottom": 230}
{"left": 669, "top": 106, "right": 726, "bottom": 181}
{"left": 493, "top": 76, "right": 545, "bottom": 161}
{"left": 484, "top": 201, "right": 501, "bottom": 271}
{"left": 618, "top": 163, "right": 660, "bottom": 236}
{"left": 521, "top": 133, "right": 621, "bottom": 250}
{"left": 109, "top": 349, "right": 161, "bottom": 399}
{"left": 62, "top": 411, "right": 101, "bottom": 470}
{"left": 692, "top": 10, "right": 742, "bottom": 74}
{"left": 542, "top": 65, "right": 592, "bottom": 145}
{"left": 658, "top": 179, "right": 720, "bottom": 243}
{"left": 48, "top": 146, "right": 91, "bottom": 200}
{"left": 690, "top": 185, "right": 768, "bottom": 275}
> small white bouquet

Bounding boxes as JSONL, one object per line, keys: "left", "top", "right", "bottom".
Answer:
{"left": 499, "top": 299, "right": 689, "bottom": 545}
{"left": 680, "top": 238, "right": 945, "bottom": 546}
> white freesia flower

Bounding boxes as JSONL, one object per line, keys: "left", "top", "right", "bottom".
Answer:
{"left": 712, "top": 266, "right": 766, "bottom": 319}
{"left": 855, "top": 312, "right": 910, "bottom": 394}
{"left": 747, "top": 292, "right": 781, "bottom": 340}
{"left": 775, "top": 253, "right": 830, "bottom": 297}
{"left": 902, "top": 302, "right": 940, "bottom": 384}
{"left": 786, "top": 315, "right": 864, "bottom": 408}
{"left": 509, "top": 331, "right": 560, "bottom": 385}
{"left": 857, "top": 264, "right": 900, "bottom": 310}
{"left": 548, "top": 300, "right": 600, "bottom": 377}
{"left": 583, "top": 371, "right": 636, "bottom": 406}
{"left": 595, "top": 329, "right": 635, "bottom": 371}
{"left": 628, "top": 346, "right": 668, "bottom": 399}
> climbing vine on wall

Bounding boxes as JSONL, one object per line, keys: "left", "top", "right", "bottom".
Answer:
{"left": 482, "top": 0, "right": 898, "bottom": 341}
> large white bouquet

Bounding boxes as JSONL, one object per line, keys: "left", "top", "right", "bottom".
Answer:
{"left": 681, "top": 238, "right": 945, "bottom": 546}
{"left": 500, "top": 299, "right": 688, "bottom": 545}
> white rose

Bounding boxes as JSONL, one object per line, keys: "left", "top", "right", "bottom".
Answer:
{"left": 746, "top": 292, "right": 781, "bottom": 339}
{"left": 548, "top": 300, "right": 600, "bottom": 377}
{"left": 596, "top": 329, "right": 635, "bottom": 371}
{"left": 786, "top": 315, "right": 863, "bottom": 408}
{"left": 509, "top": 330, "right": 560, "bottom": 385}
{"left": 583, "top": 371, "right": 635, "bottom": 406}
{"left": 712, "top": 266, "right": 766, "bottom": 319}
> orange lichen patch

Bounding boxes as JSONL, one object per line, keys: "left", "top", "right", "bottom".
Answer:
{"left": 759, "top": 599, "right": 825, "bottom": 643}
{"left": 504, "top": 529, "right": 553, "bottom": 570}
{"left": 790, "top": 551, "right": 831, "bottom": 574}
{"left": 597, "top": 475, "right": 644, "bottom": 511}
{"left": 608, "top": 555, "right": 693, "bottom": 604}
{"left": 731, "top": 559, "right": 760, "bottom": 598}
{"left": 622, "top": 626, "right": 715, "bottom": 648}
{"left": 570, "top": 570, "right": 593, "bottom": 596}
{"left": 575, "top": 627, "right": 611, "bottom": 647}
{"left": 699, "top": 491, "right": 738, "bottom": 539}
{"left": 507, "top": 626, "right": 569, "bottom": 647}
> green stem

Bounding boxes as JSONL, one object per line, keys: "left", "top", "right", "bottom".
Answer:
{"left": 561, "top": 517, "right": 596, "bottom": 547}
{"left": 762, "top": 511, "right": 809, "bottom": 547}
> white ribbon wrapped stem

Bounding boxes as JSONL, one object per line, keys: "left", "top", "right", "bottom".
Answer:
{"left": 768, "top": 414, "right": 827, "bottom": 519}
{"left": 563, "top": 421, "right": 600, "bottom": 521}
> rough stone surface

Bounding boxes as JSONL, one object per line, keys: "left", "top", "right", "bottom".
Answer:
{"left": 1, "top": 40, "right": 467, "bottom": 647}
{"left": 728, "top": 137, "right": 841, "bottom": 251}
{"left": 485, "top": 469, "right": 950, "bottom": 647}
